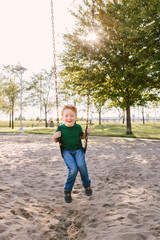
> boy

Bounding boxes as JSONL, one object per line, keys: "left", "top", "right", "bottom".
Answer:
{"left": 53, "top": 104, "right": 92, "bottom": 203}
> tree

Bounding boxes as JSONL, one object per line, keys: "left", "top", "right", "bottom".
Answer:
{"left": 59, "top": 0, "right": 160, "bottom": 134}
{"left": 136, "top": 0, "right": 160, "bottom": 89}
{"left": 0, "top": 65, "right": 20, "bottom": 128}
{"left": 0, "top": 78, "right": 5, "bottom": 110}
{"left": 95, "top": 0, "right": 160, "bottom": 133}
{"left": 60, "top": 36, "right": 107, "bottom": 123}
{"left": 27, "top": 69, "right": 54, "bottom": 127}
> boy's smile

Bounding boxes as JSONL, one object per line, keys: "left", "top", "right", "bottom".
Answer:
{"left": 62, "top": 109, "right": 77, "bottom": 127}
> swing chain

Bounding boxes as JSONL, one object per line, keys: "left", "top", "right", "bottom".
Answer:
{"left": 51, "top": 0, "right": 59, "bottom": 125}
{"left": 91, "top": 0, "right": 95, "bottom": 30}
{"left": 86, "top": 0, "right": 95, "bottom": 129}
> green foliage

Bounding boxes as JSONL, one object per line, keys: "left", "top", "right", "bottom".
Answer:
{"left": 59, "top": 0, "right": 160, "bottom": 134}
{"left": 27, "top": 68, "right": 54, "bottom": 106}
{"left": 0, "top": 78, "right": 5, "bottom": 108}
{"left": 0, "top": 65, "right": 20, "bottom": 113}
{"left": 95, "top": 0, "right": 159, "bottom": 103}
{"left": 26, "top": 68, "right": 55, "bottom": 126}
{"left": 0, "top": 65, "right": 21, "bottom": 128}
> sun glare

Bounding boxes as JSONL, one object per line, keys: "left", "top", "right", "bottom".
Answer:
{"left": 86, "top": 32, "right": 97, "bottom": 42}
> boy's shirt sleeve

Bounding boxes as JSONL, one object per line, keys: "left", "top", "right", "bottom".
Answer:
{"left": 55, "top": 127, "right": 59, "bottom": 133}
{"left": 79, "top": 125, "right": 84, "bottom": 136}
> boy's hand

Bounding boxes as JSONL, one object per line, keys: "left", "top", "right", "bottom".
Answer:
{"left": 53, "top": 131, "right": 61, "bottom": 142}
{"left": 55, "top": 131, "right": 61, "bottom": 139}
{"left": 86, "top": 128, "right": 91, "bottom": 134}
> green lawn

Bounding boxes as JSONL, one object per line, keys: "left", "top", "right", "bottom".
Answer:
{"left": 0, "top": 121, "right": 160, "bottom": 139}
{"left": 89, "top": 122, "right": 160, "bottom": 139}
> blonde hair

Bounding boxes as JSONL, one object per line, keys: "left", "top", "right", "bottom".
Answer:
{"left": 61, "top": 104, "right": 77, "bottom": 117}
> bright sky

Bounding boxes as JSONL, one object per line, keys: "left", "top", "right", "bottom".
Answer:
{"left": 0, "top": 0, "right": 76, "bottom": 76}
{"left": 0, "top": 0, "right": 79, "bottom": 120}
{"left": 1, "top": 0, "right": 158, "bottom": 121}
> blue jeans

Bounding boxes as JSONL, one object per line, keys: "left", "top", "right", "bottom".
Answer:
{"left": 62, "top": 148, "right": 91, "bottom": 192}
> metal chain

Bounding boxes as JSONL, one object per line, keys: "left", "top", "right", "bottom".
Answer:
{"left": 86, "top": 57, "right": 92, "bottom": 129}
{"left": 50, "top": 0, "right": 95, "bottom": 132}
{"left": 50, "top": 0, "right": 59, "bottom": 125}
{"left": 86, "top": 0, "right": 95, "bottom": 129}
{"left": 91, "top": 0, "right": 95, "bottom": 30}
{"left": 84, "top": 0, "right": 96, "bottom": 153}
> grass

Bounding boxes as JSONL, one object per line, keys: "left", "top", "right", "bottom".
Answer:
{"left": 0, "top": 121, "right": 160, "bottom": 139}
{"left": 89, "top": 122, "right": 160, "bottom": 139}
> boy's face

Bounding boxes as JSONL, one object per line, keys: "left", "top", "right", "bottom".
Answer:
{"left": 62, "top": 109, "right": 77, "bottom": 127}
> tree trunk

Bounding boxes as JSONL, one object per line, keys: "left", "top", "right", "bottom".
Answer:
{"left": 98, "top": 108, "right": 101, "bottom": 125}
{"left": 126, "top": 105, "right": 132, "bottom": 134}
{"left": 122, "top": 109, "right": 125, "bottom": 124}
{"left": 9, "top": 112, "right": 11, "bottom": 128}
{"left": 12, "top": 109, "right": 14, "bottom": 129}
{"left": 45, "top": 105, "right": 48, "bottom": 128}
{"left": 11, "top": 101, "right": 14, "bottom": 129}
{"left": 142, "top": 107, "right": 145, "bottom": 124}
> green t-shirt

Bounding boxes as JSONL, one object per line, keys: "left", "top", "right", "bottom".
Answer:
{"left": 56, "top": 123, "right": 84, "bottom": 150}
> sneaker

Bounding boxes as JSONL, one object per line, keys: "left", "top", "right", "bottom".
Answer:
{"left": 64, "top": 189, "right": 72, "bottom": 203}
{"left": 85, "top": 186, "right": 92, "bottom": 196}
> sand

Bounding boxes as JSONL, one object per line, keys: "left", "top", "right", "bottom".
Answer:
{"left": 0, "top": 134, "right": 160, "bottom": 240}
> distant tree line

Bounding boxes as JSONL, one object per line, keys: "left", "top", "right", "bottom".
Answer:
{"left": 0, "top": 65, "right": 55, "bottom": 128}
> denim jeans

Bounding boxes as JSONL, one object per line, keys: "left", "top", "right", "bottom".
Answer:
{"left": 62, "top": 148, "right": 91, "bottom": 192}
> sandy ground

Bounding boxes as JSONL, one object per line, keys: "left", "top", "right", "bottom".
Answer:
{"left": 0, "top": 134, "right": 160, "bottom": 240}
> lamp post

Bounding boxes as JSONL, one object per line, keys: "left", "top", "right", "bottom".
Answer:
{"left": 15, "top": 65, "right": 27, "bottom": 133}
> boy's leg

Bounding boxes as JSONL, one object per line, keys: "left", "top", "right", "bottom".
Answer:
{"left": 62, "top": 149, "right": 78, "bottom": 192}
{"left": 75, "top": 149, "right": 91, "bottom": 188}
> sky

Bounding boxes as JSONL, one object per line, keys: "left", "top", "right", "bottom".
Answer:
{"left": 0, "top": 0, "right": 76, "bottom": 75}
{"left": 0, "top": 0, "right": 78, "bottom": 120}
{"left": 0, "top": 0, "right": 159, "bottom": 121}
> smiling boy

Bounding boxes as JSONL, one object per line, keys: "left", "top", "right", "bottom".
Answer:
{"left": 53, "top": 104, "right": 92, "bottom": 203}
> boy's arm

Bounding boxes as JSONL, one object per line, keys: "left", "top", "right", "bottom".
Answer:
{"left": 80, "top": 128, "right": 91, "bottom": 139}
{"left": 52, "top": 131, "right": 61, "bottom": 143}
{"left": 80, "top": 133, "right": 86, "bottom": 139}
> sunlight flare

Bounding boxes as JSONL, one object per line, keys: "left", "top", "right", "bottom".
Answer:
{"left": 86, "top": 31, "right": 97, "bottom": 42}
{"left": 80, "top": 31, "right": 97, "bottom": 43}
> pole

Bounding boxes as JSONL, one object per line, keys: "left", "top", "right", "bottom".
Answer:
{"left": 19, "top": 72, "right": 23, "bottom": 133}
{"left": 14, "top": 65, "right": 27, "bottom": 133}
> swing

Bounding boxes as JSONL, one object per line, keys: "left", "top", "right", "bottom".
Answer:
{"left": 50, "top": 0, "right": 95, "bottom": 155}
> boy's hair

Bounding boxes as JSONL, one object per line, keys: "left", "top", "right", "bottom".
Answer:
{"left": 61, "top": 104, "right": 77, "bottom": 117}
